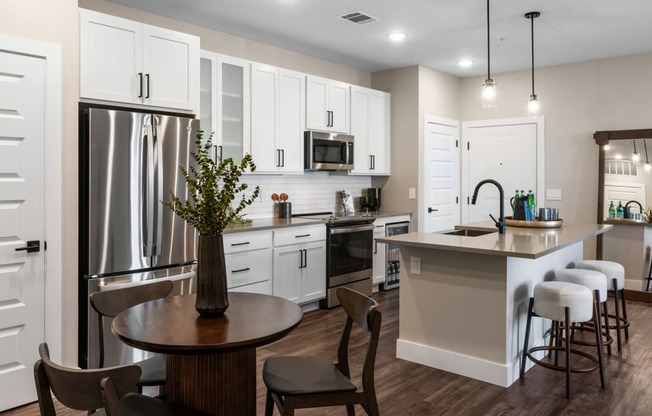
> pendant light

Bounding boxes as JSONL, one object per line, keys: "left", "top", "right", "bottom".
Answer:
{"left": 525, "top": 12, "right": 540, "bottom": 116}
{"left": 643, "top": 140, "right": 651, "bottom": 173}
{"left": 482, "top": 0, "right": 496, "bottom": 108}
{"left": 632, "top": 139, "right": 641, "bottom": 162}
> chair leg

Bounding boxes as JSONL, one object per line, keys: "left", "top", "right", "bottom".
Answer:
{"left": 603, "top": 299, "right": 612, "bottom": 356}
{"left": 346, "top": 404, "right": 356, "bottom": 416}
{"left": 565, "top": 307, "right": 571, "bottom": 399}
{"left": 265, "top": 390, "right": 275, "bottom": 416}
{"left": 593, "top": 290, "right": 607, "bottom": 389}
{"left": 621, "top": 289, "right": 629, "bottom": 340}
{"left": 520, "top": 297, "right": 534, "bottom": 379}
{"left": 283, "top": 398, "right": 295, "bottom": 416}
{"left": 612, "top": 279, "right": 623, "bottom": 351}
{"left": 365, "top": 398, "right": 380, "bottom": 416}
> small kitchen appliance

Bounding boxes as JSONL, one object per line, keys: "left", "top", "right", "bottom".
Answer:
{"left": 367, "top": 188, "right": 381, "bottom": 211}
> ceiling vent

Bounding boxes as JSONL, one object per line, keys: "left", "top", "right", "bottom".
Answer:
{"left": 340, "top": 11, "right": 379, "bottom": 25}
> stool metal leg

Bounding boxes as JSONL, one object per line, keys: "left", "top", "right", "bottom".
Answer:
{"left": 602, "top": 300, "right": 612, "bottom": 356}
{"left": 593, "top": 290, "right": 607, "bottom": 389}
{"left": 621, "top": 289, "right": 629, "bottom": 340}
{"left": 520, "top": 297, "right": 534, "bottom": 379}
{"left": 564, "top": 307, "right": 571, "bottom": 399}
{"left": 612, "top": 278, "right": 623, "bottom": 351}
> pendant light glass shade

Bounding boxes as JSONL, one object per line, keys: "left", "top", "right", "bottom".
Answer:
{"left": 483, "top": 79, "right": 497, "bottom": 108}
{"left": 525, "top": 12, "right": 540, "bottom": 116}
{"left": 482, "top": 0, "right": 496, "bottom": 108}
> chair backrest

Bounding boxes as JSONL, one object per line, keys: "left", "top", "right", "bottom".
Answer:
{"left": 34, "top": 343, "right": 141, "bottom": 416}
{"left": 335, "top": 287, "right": 382, "bottom": 394}
{"left": 89, "top": 280, "right": 174, "bottom": 367}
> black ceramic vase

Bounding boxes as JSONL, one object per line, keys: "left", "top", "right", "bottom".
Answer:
{"left": 195, "top": 234, "right": 229, "bottom": 316}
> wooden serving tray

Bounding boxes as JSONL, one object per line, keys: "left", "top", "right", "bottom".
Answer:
{"left": 505, "top": 216, "right": 563, "bottom": 228}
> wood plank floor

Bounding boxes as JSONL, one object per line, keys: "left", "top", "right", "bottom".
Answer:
{"left": 4, "top": 289, "right": 652, "bottom": 415}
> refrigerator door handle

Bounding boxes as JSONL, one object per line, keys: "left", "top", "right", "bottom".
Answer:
{"left": 143, "top": 124, "right": 155, "bottom": 257}
{"left": 153, "top": 120, "right": 163, "bottom": 257}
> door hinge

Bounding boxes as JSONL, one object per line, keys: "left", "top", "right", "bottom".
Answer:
{"left": 467, "top": 142, "right": 470, "bottom": 150}
{"left": 456, "top": 196, "right": 459, "bottom": 204}
{"left": 467, "top": 196, "right": 470, "bottom": 204}
{"left": 455, "top": 140, "right": 458, "bottom": 148}
{"left": 45, "top": 241, "right": 47, "bottom": 251}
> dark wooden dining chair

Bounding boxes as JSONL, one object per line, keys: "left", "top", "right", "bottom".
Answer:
{"left": 89, "top": 280, "right": 174, "bottom": 389}
{"left": 35, "top": 342, "right": 206, "bottom": 416}
{"left": 34, "top": 342, "right": 140, "bottom": 416}
{"left": 100, "top": 376, "right": 209, "bottom": 416}
{"left": 262, "top": 287, "right": 382, "bottom": 416}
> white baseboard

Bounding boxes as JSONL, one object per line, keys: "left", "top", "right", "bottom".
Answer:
{"left": 396, "top": 337, "right": 546, "bottom": 388}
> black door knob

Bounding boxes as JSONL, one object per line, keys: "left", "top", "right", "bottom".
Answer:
{"left": 15, "top": 240, "right": 40, "bottom": 253}
{"left": 428, "top": 207, "right": 438, "bottom": 213}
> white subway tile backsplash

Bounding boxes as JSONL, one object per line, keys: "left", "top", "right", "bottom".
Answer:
{"left": 237, "top": 172, "right": 372, "bottom": 219}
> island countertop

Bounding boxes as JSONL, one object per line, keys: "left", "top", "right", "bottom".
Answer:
{"left": 376, "top": 221, "right": 612, "bottom": 259}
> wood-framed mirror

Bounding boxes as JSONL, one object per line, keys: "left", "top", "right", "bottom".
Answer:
{"left": 595, "top": 128, "right": 652, "bottom": 296}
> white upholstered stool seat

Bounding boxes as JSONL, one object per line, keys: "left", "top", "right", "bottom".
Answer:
{"left": 555, "top": 269, "right": 613, "bottom": 354}
{"left": 521, "top": 281, "right": 606, "bottom": 399}
{"left": 576, "top": 260, "right": 629, "bottom": 351}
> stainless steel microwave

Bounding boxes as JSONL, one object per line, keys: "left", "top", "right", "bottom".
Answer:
{"left": 304, "top": 131, "right": 354, "bottom": 171}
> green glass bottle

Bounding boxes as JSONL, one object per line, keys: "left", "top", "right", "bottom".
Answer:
{"left": 617, "top": 201, "right": 624, "bottom": 219}
{"left": 608, "top": 201, "right": 616, "bottom": 218}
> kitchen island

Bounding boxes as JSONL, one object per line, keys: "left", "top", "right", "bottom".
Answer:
{"left": 376, "top": 221, "right": 611, "bottom": 387}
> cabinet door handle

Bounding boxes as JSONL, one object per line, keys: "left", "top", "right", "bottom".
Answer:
{"left": 276, "top": 149, "right": 281, "bottom": 167}
{"left": 303, "top": 249, "right": 307, "bottom": 268}
{"left": 138, "top": 73, "right": 143, "bottom": 98}
{"left": 330, "top": 111, "right": 334, "bottom": 127}
{"left": 231, "top": 241, "right": 250, "bottom": 246}
{"left": 374, "top": 239, "right": 378, "bottom": 255}
{"left": 295, "top": 234, "right": 310, "bottom": 238}
{"left": 298, "top": 249, "right": 303, "bottom": 269}
{"left": 372, "top": 155, "right": 376, "bottom": 170}
{"left": 145, "top": 73, "right": 150, "bottom": 98}
{"left": 231, "top": 267, "right": 251, "bottom": 273}
{"left": 281, "top": 149, "right": 285, "bottom": 167}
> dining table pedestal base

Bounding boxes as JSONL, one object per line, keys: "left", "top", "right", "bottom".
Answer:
{"left": 166, "top": 348, "right": 256, "bottom": 415}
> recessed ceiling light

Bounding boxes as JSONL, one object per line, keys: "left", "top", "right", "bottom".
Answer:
{"left": 458, "top": 60, "right": 474, "bottom": 68}
{"left": 387, "top": 32, "right": 407, "bottom": 42}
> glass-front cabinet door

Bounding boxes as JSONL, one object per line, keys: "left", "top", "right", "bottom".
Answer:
{"left": 199, "top": 51, "right": 250, "bottom": 163}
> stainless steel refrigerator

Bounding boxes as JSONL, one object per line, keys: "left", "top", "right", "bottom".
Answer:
{"left": 78, "top": 106, "right": 199, "bottom": 368}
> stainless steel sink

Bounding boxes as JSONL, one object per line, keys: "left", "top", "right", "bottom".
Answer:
{"left": 441, "top": 228, "right": 497, "bottom": 237}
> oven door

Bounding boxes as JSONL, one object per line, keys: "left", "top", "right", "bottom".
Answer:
{"left": 327, "top": 223, "right": 373, "bottom": 285}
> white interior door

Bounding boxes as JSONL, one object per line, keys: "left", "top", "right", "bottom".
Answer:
{"left": 0, "top": 49, "right": 46, "bottom": 411}
{"left": 462, "top": 118, "right": 544, "bottom": 224}
{"left": 420, "top": 117, "right": 460, "bottom": 233}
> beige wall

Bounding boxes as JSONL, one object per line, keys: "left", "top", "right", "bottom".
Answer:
{"left": 79, "top": 0, "right": 371, "bottom": 87}
{"left": 0, "top": 0, "right": 80, "bottom": 366}
{"left": 459, "top": 52, "right": 652, "bottom": 257}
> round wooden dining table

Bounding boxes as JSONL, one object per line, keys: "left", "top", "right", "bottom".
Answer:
{"left": 112, "top": 292, "right": 303, "bottom": 415}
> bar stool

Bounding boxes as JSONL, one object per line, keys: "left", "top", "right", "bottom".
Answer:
{"left": 577, "top": 260, "right": 629, "bottom": 351}
{"left": 520, "top": 281, "right": 606, "bottom": 399}
{"left": 555, "top": 269, "right": 613, "bottom": 355}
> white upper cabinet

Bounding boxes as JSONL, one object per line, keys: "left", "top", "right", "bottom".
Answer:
{"left": 350, "top": 86, "right": 391, "bottom": 175}
{"left": 200, "top": 51, "right": 250, "bottom": 163}
{"left": 250, "top": 63, "right": 305, "bottom": 174}
{"left": 306, "top": 75, "right": 350, "bottom": 134}
{"left": 80, "top": 9, "right": 199, "bottom": 112}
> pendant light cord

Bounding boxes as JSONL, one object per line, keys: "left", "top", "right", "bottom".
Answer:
{"left": 487, "top": 0, "right": 491, "bottom": 80}
{"left": 645, "top": 139, "right": 649, "bottom": 163}
{"left": 530, "top": 14, "right": 535, "bottom": 96}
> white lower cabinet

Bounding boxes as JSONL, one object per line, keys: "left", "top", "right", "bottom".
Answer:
{"left": 273, "top": 225, "right": 326, "bottom": 304}
{"left": 223, "top": 230, "right": 273, "bottom": 294}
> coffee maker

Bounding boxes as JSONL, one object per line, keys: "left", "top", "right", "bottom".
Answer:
{"left": 366, "top": 188, "right": 381, "bottom": 212}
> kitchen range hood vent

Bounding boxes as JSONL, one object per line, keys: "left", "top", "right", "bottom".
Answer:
{"left": 340, "top": 11, "right": 379, "bottom": 25}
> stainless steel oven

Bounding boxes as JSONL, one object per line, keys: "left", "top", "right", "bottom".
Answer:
{"left": 320, "top": 219, "right": 374, "bottom": 308}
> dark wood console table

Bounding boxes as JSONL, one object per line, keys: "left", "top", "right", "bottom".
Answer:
{"left": 112, "top": 292, "right": 302, "bottom": 415}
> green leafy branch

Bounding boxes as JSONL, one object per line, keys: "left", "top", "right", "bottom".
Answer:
{"left": 163, "top": 130, "right": 260, "bottom": 235}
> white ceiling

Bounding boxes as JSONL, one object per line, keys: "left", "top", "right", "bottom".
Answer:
{"left": 108, "top": 0, "right": 652, "bottom": 78}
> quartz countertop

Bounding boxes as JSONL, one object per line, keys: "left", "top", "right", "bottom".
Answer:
{"left": 376, "top": 220, "right": 612, "bottom": 259}
{"left": 223, "top": 217, "right": 325, "bottom": 234}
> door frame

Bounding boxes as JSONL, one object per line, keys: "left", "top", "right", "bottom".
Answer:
{"left": 0, "top": 35, "right": 63, "bottom": 363}
{"left": 461, "top": 116, "right": 545, "bottom": 223}
{"left": 419, "top": 115, "right": 461, "bottom": 232}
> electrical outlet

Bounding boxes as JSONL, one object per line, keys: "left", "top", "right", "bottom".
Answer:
{"left": 546, "top": 189, "right": 562, "bottom": 201}
{"left": 408, "top": 188, "right": 416, "bottom": 199}
{"left": 410, "top": 256, "right": 421, "bottom": 275}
